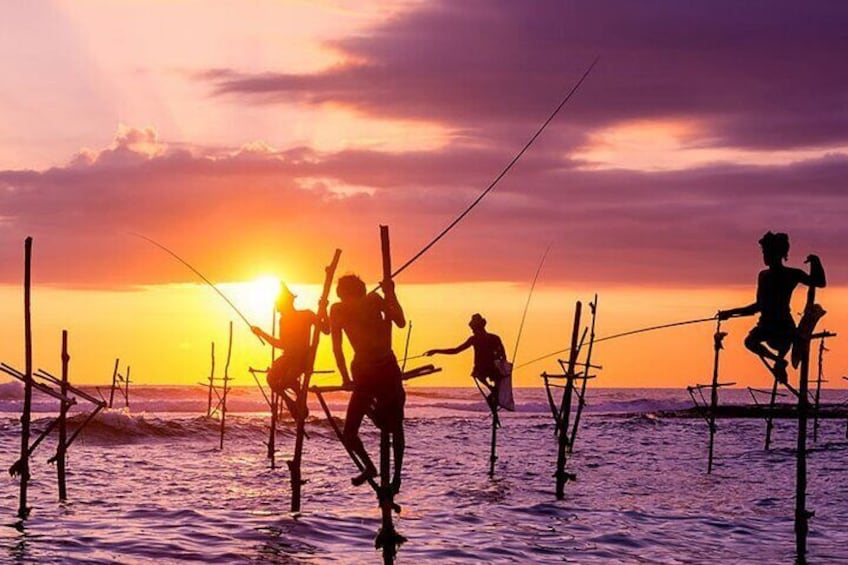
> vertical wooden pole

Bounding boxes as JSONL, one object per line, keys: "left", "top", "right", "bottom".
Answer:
{"left": 220, "top": 321, "right": 233, "bottom": 450}
{"left": 125, "top": 365, "right": 131, "bottom": 408}
{"left": 109, "top": 358, "right": 119, "bottom": 408}
{"left": 812, "top": 335, "right": 827, "bottom": 443}
{"left": 795, "top": 287, "right": 815, "bottom": 562}
{"left": 707, "top": 319, "right": 723, "bottom": 473}
{"left": 556, "top": 302, "right": 581, "bottom": 500}
{"left": 207, "top": 342, "right": 215, "bottom": 417}
{"left": 378, "top": 225, "right": 399, "bottom": 562}
{"left": 58, "top": 330, "right": 70, "bottom": 501}
{"left": 18, "top": 237, "right": 33, "bottom": 520}
{"left": 764, "top": 379, "right": 778, "bottom": 450}
{"left": 488, "top": 411, "right": 497, "bottom": 477}
{"left": 570, "top": 294, "right": 598, "bottom": 453}
{"left": 269, "top": 306, "right": 277, "bottom": 468}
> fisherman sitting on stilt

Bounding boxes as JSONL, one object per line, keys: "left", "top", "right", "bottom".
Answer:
{"left": 425, "top": 313, "right": 508, "bottom": 425}
{"left": 718, "top": 231, "right": 826, "bottom": 384}
{"left": 252, "top": 284, "right": 326, "bottom": 419}
{"left": 331, "top": 274, "right": 407, "bottom": 493}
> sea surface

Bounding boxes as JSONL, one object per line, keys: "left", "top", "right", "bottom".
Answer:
{"left": 1, "top": 383, "right": 847, "bottom": 564}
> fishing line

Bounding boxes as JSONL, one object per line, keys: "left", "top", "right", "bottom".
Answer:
{"left": 511, "top": 243, "right": 553, "bottom": 365}
{"left": 390, "top": 58, "right": 598, "bottom": 280}
{"left": 129, "top": 232, "right": 264, "bottom": 344}
{"left": 516, "top": 315, "right": 718, "bottom": 369}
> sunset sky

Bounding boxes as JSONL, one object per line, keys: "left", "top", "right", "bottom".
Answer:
{"left": 1, "top": 1, "right": 846, "bottom": 388}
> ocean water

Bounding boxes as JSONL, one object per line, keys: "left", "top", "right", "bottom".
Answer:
{"left": 1, "top": 384, "right": 847, "bottom": 564}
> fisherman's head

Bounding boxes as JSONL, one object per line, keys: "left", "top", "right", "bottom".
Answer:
{"left": 275, "top": 284, "right": 296, "bottom": 312}
{"left": 337, "top": 274, "right": 367, "bottom": 302}
{"left": 469, "top": 313, "right": 487, "bottom": 334}
{"left": 759, "top": 231, "right": 790, "bottom": 267}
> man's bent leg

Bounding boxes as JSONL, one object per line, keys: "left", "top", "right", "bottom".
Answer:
{"left": 343, "top": 389, "right": 377, "bottom": 485}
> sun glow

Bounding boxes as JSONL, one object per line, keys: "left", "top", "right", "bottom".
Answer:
{"left": 222, "top": 275, "right": 282, "bottom": 325}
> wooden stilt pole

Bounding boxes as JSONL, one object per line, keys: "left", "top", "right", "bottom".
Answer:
{"left": 376, "top": 225, "right": 401, "bottom": 562}
{"left": 569, "top": 294, "right": 598, "bottom": 453}
{"left": 795, "top": 286, "right": 817, "bottom": 562}
{"left": 124, "top": 365, "right": 131, "bottom": 408}
{"left": 555, "top": 302, "right": 581, "bottom": 500}
{"left": 57, "top": 330, "right": 69, "bottom": 501}
{"left": 707, "top": 319, "right": 725, "bottom": 473}
{"left": 811, "top": 332, "right": 835, "bottom": 443}
{"left": 268, "top": 306, "right": 277, "bottom": 468}
{"left": 289, "top": 248, "right": 341, "bottom": 512}
{"left": 109, "top": 358, "right": 119, "bottom": 408}
{"left": 18, "top": 237, "right": 33, "bottom": 520}
{"left": 488, "top": 401, "right": 497, "bottom": 478}
{"left": 764, "top": 378, "right": 779, "bottom": 450}
{"left": 220, "top": 321, "right": 233, "bottom": 450}
{"left": 207, "top": 342, "right": 215, "bottom": 417}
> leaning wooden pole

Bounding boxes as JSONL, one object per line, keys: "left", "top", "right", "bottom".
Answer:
{"left": 795, "top": 286, "right": 816, "bottom": 562}
{"left": 569, "top": 294, "right": 598, "bottom": 453}
{"left": 18, "top": 237, "right": 34, "bottom": 520}
{"left": 109, "top": 358, "right": 119, "bottom": 408}
{"left": 57, "top": 330, "right": 70, "bottom": 501}
{"left": 488, "top": 398, "right": 498, "bottom": 478}
{"left": 707, "top": 319, "right": 724, "bottom": 473}
{"left": 220, "top": 321, "right": 233, "bottom": 450}
{"left": 290, "top": 248, "right": 341, "bottom": 512}
{"left": 555, "top": 301, "right": 581, "bottom": 500}
{"left": 124, "top": 365, "right": 131, "bottom": 408}
{"left": 764, "top": 378, "right": 779, "bottom": 450}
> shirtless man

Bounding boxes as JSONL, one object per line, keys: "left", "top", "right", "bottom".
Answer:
{"left": 718, "top": 232, "right": 826, "bottom": 382}
{"left": 252, "top": 284, "right": 326, "bottom": 419}
{"left": 330, "top": 274, "right": 406, "bottom": 492}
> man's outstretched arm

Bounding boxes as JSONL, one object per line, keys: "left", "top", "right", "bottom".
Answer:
{"left": 425, "top": 337, "right": 473, "bottom": 356}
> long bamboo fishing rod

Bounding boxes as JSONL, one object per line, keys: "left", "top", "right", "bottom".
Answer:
{"left": 389, "top": 58, "right": 598, "bottom": 281}
{"left": 129, "top": 232, "right": 264, "bottom": 344}
{"left": 517, "top": 315, "right": 718, "bottom": 369}
{"left": 511, "top": 243, "right": 552, "bottom": 365}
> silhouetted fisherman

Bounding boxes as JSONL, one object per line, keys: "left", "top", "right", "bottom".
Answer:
{"left": 719, "top": 232, "right": 826, "bottom": 382}
{"left": 331, "top": 274, "right": 406, "bottom": 492}
{"left": 252, "top": 284, "right": 326, "bottom": 419}
{"left": 425, "top": 314, "right": 507, "bottom": 423}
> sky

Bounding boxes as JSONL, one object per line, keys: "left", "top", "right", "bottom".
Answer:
{"left": 1, "top": 1, "right": 846, "bottom": 388}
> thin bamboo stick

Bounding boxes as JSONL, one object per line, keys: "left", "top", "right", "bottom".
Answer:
{"left": 207, "top": 342, "right": 215, "bottom": 417}
{"left": 570, "top": 294, "right": 598, "bottom": 453}
{"left": 109, "top": 358, "right": 119, "bottom": 408}
{"left": 795, "top": 286, "right": 817, "bottom": 561}
{"left": 707, "top": 320, "right": 725, "bottom": 473}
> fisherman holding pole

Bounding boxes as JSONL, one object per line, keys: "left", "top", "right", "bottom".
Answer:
{"left": 425, "top": 314, "right": 510, "bottom": 423}
{"left": 330, "top": 273, "right": 407, "bottom": 492}
{"left": 251, "top": 284, "right": 327, "bottom": 419}
{"left": 718, "top": 232, "right": 826, "bottom": 383}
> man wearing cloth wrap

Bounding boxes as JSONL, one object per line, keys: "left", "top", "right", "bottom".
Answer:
{"left": 331, "top": 274, "right": 406, "bottom": 493}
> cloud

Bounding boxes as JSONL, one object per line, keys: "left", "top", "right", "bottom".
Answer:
{"left": 1, "top": 126, "right": 847, "bottom": 289}
{"left": 204, "top": 1, "right": 848, "bottom": 151}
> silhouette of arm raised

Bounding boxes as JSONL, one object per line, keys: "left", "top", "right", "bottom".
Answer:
{"left": 381, "top": 280, "right": 406, "bottom": 329}
{"left": 803, "top": 254, "right": 826, "bottom": 288}
{"left": 425, "top": 337, "right": 473, "bottom": 356}
{"left": 252, "top": 326, "right": 285, "bottom": 349}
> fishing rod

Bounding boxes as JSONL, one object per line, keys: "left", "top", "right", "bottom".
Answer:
{"left": 129, "top": 232, "right": 265, "bottom": 345}
{"left": 511, "top": 243, "right": 552, "bottom": 366}
{"left": 389, "top": 58, "right": 598, "bottom": 281}
{"left": 516, "top": 315, "right": 718, "bottom": 369}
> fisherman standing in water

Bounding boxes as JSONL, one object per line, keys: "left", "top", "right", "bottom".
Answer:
{"left": 331, "top": 274, "right": 407, "bottom": 492}
{"left": 718, "top": 232, "right": 826, "bottom": 383}
{"left": 425, "top": 314, "right": 508, "bottom": 423}
{"left": 252, "top": 284, "right": 326, "bottom": 419}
